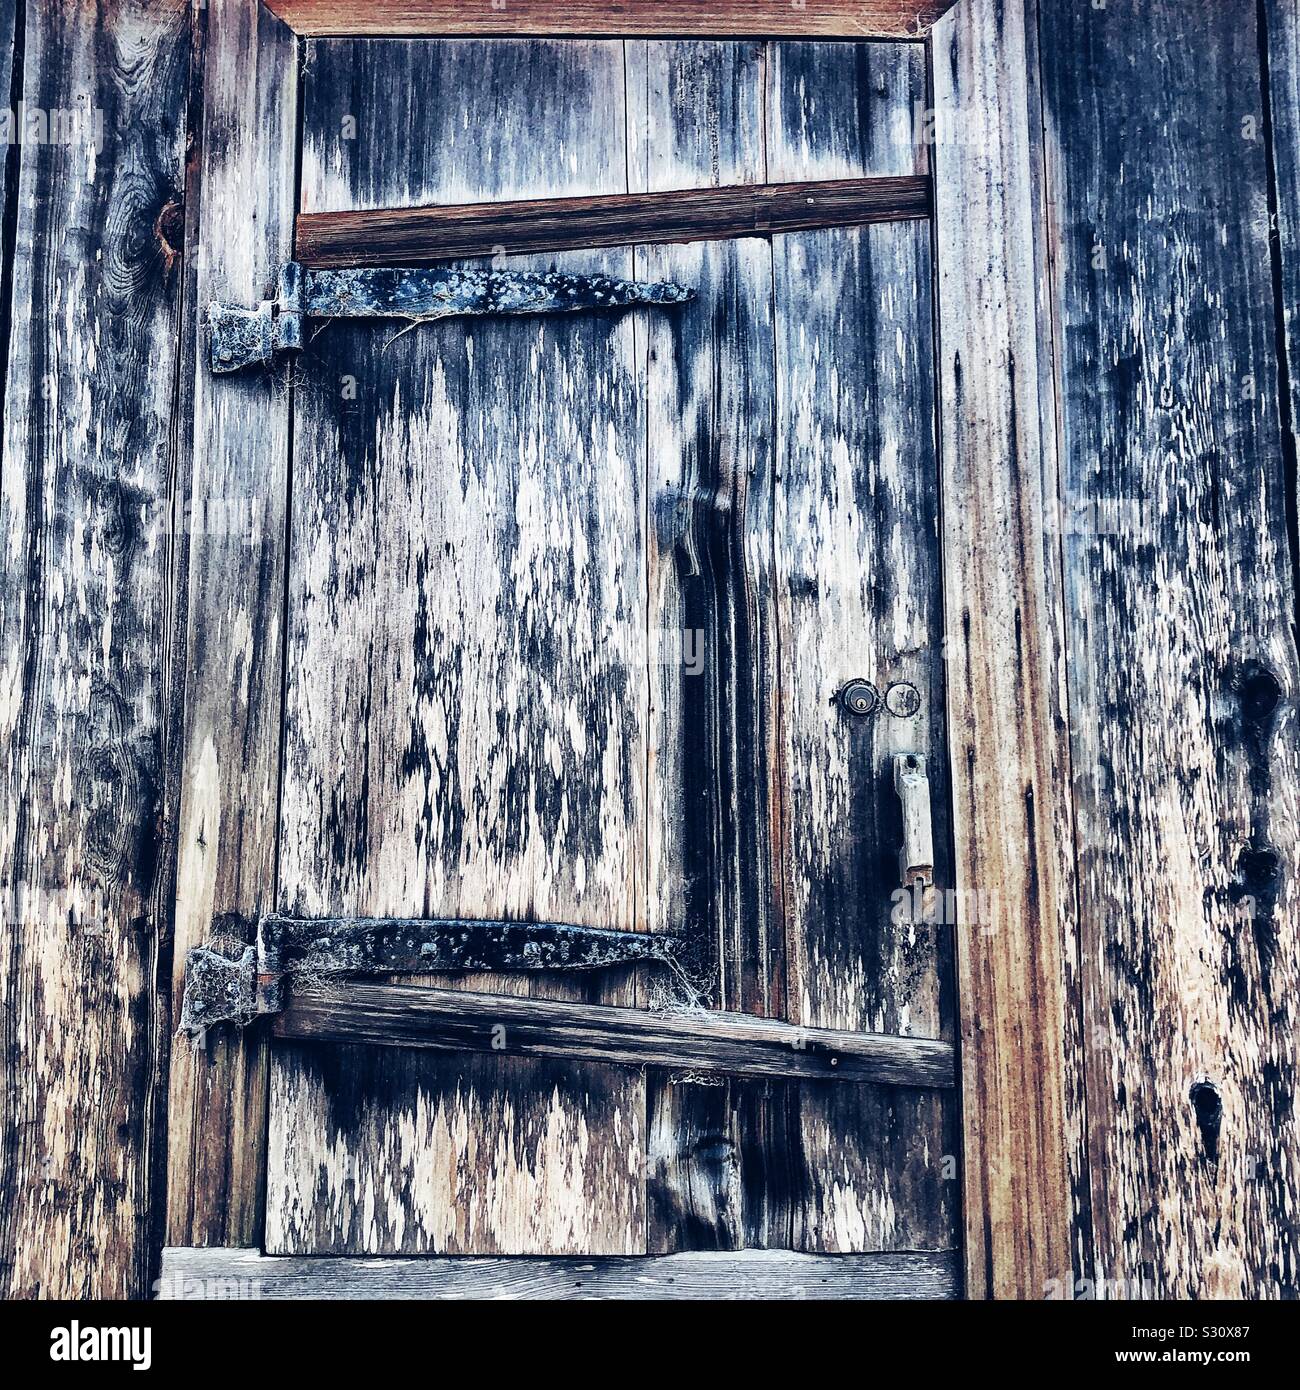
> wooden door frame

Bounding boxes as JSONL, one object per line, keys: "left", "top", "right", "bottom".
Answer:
{"left": 164, "top": 0, "right": 1074, "bottom": 1302}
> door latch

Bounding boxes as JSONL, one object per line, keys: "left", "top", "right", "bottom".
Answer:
{"left": 208, "top": 262, "right": 694, "bottom": 373}
{"left": 178, "top": 914, "right": 682, "bottom": 1036}
{"left": 894, "top": 753, "right": 934, "bottom": 890}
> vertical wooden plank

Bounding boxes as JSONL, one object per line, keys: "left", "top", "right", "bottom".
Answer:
{"left": 0, "top": 0, "right": 17, "bottom": 348}
{"left": 767, "top": 41, "right": 958, "bottom": 1253}
{"left": 630, "top": 38, "right": 776, "bottom": 1019}
{"left": 266, "top": 37, "right": 646, "bottom": 1255}
{"left": 165, "top": 0, "right": 298, "bottom": 1248}
{"left": 930, "top": 0, "right": 1085, "bottom": 1300}
{"left": 0, "top": 0, "right": 189, "bottom": 1297}
{"left": 1041, "top": 0, "right": 1300, "bottom": 1299}
{"left": 1266, "top": 0, "right": 1300, "bottom": 515}
{"left": 769, "top": 40, "right": 943, "bottom": 1039}
{"left": 627, "top": 39, "right": 791, "bottom": 1251}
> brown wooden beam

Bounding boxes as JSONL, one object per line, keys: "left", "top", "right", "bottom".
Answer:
{"left": 930, "top": 0, "right": 1078, "bottom": 1301}
{"left": 265, "top": 1, "right": 957, "bottom": 39}
{"left": 273, "top": 983, "right": 956, "bottom": 1089}
{"left": 295, "top": 176, "right": 931, "bottom": 268}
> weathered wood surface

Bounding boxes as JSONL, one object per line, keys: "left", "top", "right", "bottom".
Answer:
{"left": 769, "top": 40, "right": 943, "bottom": 1039}
{"left": 1267, "top": 1, "right": 1300, "bottom": 570}
{"left": 1041, "top": 0, "right": 1300, "bottom": 1299}
{"left": 264, "top": 1, "right": 957, "bottom": 40}
{"left": 268, "top": 1044, "right": 643, "bottom": 1255}
{"left": 1, "top": 0, "right": 1294, "bottom": 1307}
{"left": 0, "top": 0, "right": 188, "bottom": 1299}
{"left": 628, "top": 37, "right": 787, "bottom": 1253}
{"left": 274, "top": 982, "right": 958, "bottom": 1086}
{"left": 929, "top": 0, "right": 1081, "bottom": 1302}
{"left": 282, "top": 37, "right": 643, "bottom": 945}
{"left": 164, "top": 0, "right": 298, "bottom": 1252}
{"left": 266, "top": 35, "right": 958, "bottom": 1260}
{"left": 767, "top": 40, "right": 958, "bottom": 1254}
{"left": 628, "top": 38, "right": 777, "bottom": 1020}
{"left": 159, "top": 1244, "right": 960, "bottom": 1299}
{"left": 0, "top": 0, "right": 16, "bottom": 379}
{"left": 295, "top": 176, "right": 931, "bottom": 268}
{"left": 267, "top": 36, "right": 647, "bottom": 1257}
{"left": 628, "top": 40, "right": 957, "bottom": 1255}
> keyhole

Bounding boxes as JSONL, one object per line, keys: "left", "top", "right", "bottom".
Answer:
{"left": 839, "top": 679, "right": 879, "bottom": 718}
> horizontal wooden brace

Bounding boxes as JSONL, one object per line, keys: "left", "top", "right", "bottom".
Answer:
{"left": 295, "top": 176, "right": 932, "bottom": 268}
{"left": 159, "top": 1246, "right": 959, "bottom": 1299}
{"left": 272, "top": 981, "right": 956, "bottom": 1088}
{"left": 263, "top": 2, "right": 958, "bottom": 40}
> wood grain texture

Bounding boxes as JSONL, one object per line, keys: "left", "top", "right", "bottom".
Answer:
{"left": 647, "top": 1075, "right": 797, "bottom": 1249}
{"left": 283, "top": 39, "right": 643, "bottom": 933}
{"left": 267, "top": 1043, "right": 643, "bottom": 1255}
{"left": 767, "top": 40, "right": 958, "bottom": 1254}
{"left": 627, "top": 39, "right": 957, "bottom": 1256}
{"left": 159, "top": 1244, "right": 960, "bottom": 1299}
{"left": 929, "top": 0, "right": 1081, "bottom": 1302}
{"left": 274, "top": 981, "right": 958, "bottom": 1085}
{"left": 627, "top": 38, "right": 790, "bottom": 1252}
{"left": 0, "top": 0, "right": 188, "bottom": 1299}
{"left": 164, "top": 0, "right": 298, "bottom": 1249}
{"left": 0, "top": 0, "right": 16, "bottom": 375}
{"left": 769, "top": 40, "right": 942, "bottom": 1039}
{"left": 629, "top": 39, "right": 776, "bottom": 1014}
{"left": 1041, "top": 0, "right": 1300, "bottom": 1299}
{"left": 295, "top": 176, "right": 931, "bottom": 267}
{"left": 264, "top": 1, "right": 957, "bottom": 40}
{"left": 1267, "top": 0, "right": 1300, "bottom": 595}
{"left": 269, "top": 35, "right": 958, "bottom": 1262}
{"left": 267, "top": 36, "right": 648, "bottom": 1256}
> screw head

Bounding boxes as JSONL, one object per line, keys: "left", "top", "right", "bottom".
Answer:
{"left": 839, "top": 679, "right": 880, "bottom": 717}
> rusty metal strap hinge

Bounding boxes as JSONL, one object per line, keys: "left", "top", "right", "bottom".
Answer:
{"left": 208, "top": 261, "right": 694, "bottom": 373}
{"left": 178, "top": 915, "right": 682, "bottom": 1036}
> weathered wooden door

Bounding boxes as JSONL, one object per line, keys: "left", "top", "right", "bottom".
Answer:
{"left": 197, "top": 33, "right": 959, "bottom": 1286}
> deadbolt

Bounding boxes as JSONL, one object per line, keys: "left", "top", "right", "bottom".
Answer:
{"left": 839, "top": 679, "right": 880, "bottom": 717}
